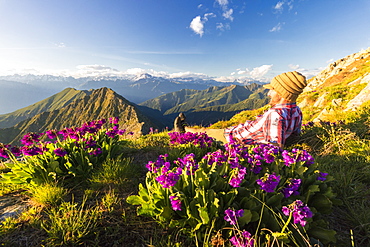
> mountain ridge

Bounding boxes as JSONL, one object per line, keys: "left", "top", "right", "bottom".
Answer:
{"left": 0, "top": 88, "right": 91, "bottom": 128}
{"left": 0, "top": 73, "right": 258, "bottom": 114}
{"left": 0, "top": 87, "right": 158, "bottom": 145}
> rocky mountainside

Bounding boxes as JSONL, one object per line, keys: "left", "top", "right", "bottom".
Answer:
{"left": 298, "top": 47, "right": 370, "bottom": 122}
{"left": 0, "top": 88, "right": 159, "bottom": 145}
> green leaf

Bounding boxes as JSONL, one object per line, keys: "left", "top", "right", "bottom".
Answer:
{"left": 296, "top": 166, "right": 307, "bottom": 176}
{"left": 308, "top": 227, "right": 337, "bottom": 244}
{"left": 238, "top": 209, "right": 253, "bottom": 226}
{"left": 198, "top": 206, "right": 209, "bottom": 224}
{"left": 1, "top": 173, "right": 16, "bottom": 179}
{"left": 308, "top": 184, "right": 320, "bottom": 193}
{"left": 195, "top": 169, "right": 210, "bottom": 189}
{"left": 188, "top": 200, "right": 199, "bottom": 219}
{"left": 193, "top": 222, "right": 203, "bottom": 232}
{"left": 210, "top": 197, "right": 219, "bottom": 211}
{"left": 0, "top": 177, "right": 24, "bottom": 184}
{"left": 138, "top": 184, "right": 150, "bottom": 201}
{"left": 251, "top": 210, "right": 260, "bottom": 222}
{"left": 138, "top": 204, "right": 157, "bottom": 217}
{"left": 266, "top": 193, "right": 284, "bottom": 207}
{"left": 309, "top": 194, "right": 333, "bottom": 214}
{"left": 159, "top": 206, "right": 173, "bottom": 221}
{"left": 126, "top": 195, "right": 143, "bottom": 205}
{"left": 272, "top": 232, "right": 291, "bottom": 243}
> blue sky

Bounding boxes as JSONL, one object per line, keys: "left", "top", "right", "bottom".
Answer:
{"left": 0, "top": 0, "right": 369, "bottom": 82}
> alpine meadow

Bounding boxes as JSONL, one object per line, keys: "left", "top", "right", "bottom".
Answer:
{"left": 1, "top": 47, "right": 370, "bottom": 247}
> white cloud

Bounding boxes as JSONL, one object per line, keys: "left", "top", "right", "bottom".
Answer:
{"left": 204, "top": 12, "right": 216, "bottom": 21}
{"left": 250, "top": 65, "right": 273, "bottom": 78}
{"left": 216, "top": 22, "right": 230, "bottom": 31}
{"left": 269, "top": 22, "right": 284, "bottom": 32}
{"left": 190, "top": 16, "right": 204, "bottom": 36}
{"left": 222, "top": 8, "right": 234, "bottom": 21}
{"left": 287, "top": 1, "right": 294, "bottom": 11}
{"left": 295, "top": 67, "right": 322, "bottom": 79}
{"left": 125, "top": 68, "right": 147, "bottom": 75}
{"left": 190, "top": 13, "right": 216, "bottom": 37}
{"left": 190, "top": 0, "right": 236, "bottom": 37}
{"left": 215, "top": 0, "right": 233, "bottom": 21}
{"left": 168, "top": 71, "right": 210, "bottom": 79}
{"left": 55, "top": 42, "right": 66, "bottom": 48}
{"left": 229, "top": 65, "right": 273, "bottom": 81}
{"left": 77, "top": 64, "right": 118, "bottom": 71}
{"left": 216, "top": 0, "right": 228, "bottom": 6}
{"left": 274, "top": 0, "right": 295, "bottom": 13}
{"left": 288, "top": 64, "right": 300, "bottom": 70}
{"left": 274, "top": 1, "right": 284, "bottom": 11}
{"left": 73, "top": 66, "right": 214, "bottom": 80}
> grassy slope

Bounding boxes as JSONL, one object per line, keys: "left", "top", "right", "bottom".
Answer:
{"left": 0, "top": 88, "right": 158, "bottom": 145}
{"left": 0, "top": 88, "right": 91, "bottom": 128}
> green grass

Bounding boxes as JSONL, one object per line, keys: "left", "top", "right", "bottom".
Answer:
{"left": 30, "top": 183, "right": 68, "bottom": 207}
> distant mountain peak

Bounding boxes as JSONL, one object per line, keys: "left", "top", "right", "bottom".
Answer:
{"left": 133, "top": 73, "right": 153, "bottom": 81}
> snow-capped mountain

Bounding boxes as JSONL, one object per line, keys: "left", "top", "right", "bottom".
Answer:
{"left": 0, "top": 73, "right": 258, "bottom": 114}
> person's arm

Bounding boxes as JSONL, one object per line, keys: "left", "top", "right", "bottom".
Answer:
{"left": 261, "top": 110, "right": 285, "bottom": 148}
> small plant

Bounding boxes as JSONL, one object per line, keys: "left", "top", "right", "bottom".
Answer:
{"left": 41, "top": 196, "right": 101, "bottom": 246}
{"left": 90, "top": 156, "right": 142, "bottom": 190}
{"left": 101, "top": 189, "right": 121, "bottom": 213}
{"left": 30, "top": 183, "right": 67, "bottom": 207}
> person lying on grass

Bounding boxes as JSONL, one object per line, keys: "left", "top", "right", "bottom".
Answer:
{"left": 182, "top": 71, "right": 308, "bottom": 148}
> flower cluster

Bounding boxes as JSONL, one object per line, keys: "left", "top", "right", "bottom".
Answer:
{"left": 252, "top": 144, "right": 280, "bottom": 164}
{"left": 155, "top": 168, "right": 182, "bottom": 188}
{"left": 146, "top": 154, "right": 169, "bottom": 173}
{"left": 21, "top": 133, "right": 42, "bottom": 146}
{"left": 224, "top": 208, "right": 244, "bottom": 226}
{"left": 204, "top": 149, "right": 228, "bottom": 166}
{"left": 169, "top": 195, "right": 182, "bottom": 211}
{"left": 282, "top": 200, "right": 313, "bottom": 227}
{"left": 256, "top": 173, "right": 280, "bottom": 193}
{"left": 0, "top": 144, "right": 10, "bottom": 159}
{"left": 54, "top": 148, "right": 68, "bottom": 157}
{"left": 174, "top": 153, "right": 198, "bottom": 175}
{"left": 281, "top": 178, "right": 301, "bottom": 198}
{"left": 1, "top": 118, "right": 127, "bottom": 159}
{"left": 147, "top": 154, "right": 183, "bottom": 188}
{"left": 229, "top": 167, "right": 247, "bottom": 188}
{"left": 316, "top": 171, "right": 328, "bottom": 181}
{"left": 168, "top": 132, "right": 214, "bottom": 148}
{"left": 282, "top": 148, "right": 314, "bottom": 167}
{"left": 229, "top": 230, "right": 255, "bottom": 247}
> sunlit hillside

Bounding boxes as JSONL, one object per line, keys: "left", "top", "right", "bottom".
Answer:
{"left": 1, "top": 48, "right": 370, "bottom": 247}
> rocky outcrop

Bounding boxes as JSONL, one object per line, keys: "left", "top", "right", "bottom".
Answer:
{"left": 0, "top": 192, "right": 29, "bottom": 224}
{"left": 304, "top": 48, "right": 370, "bottom": 92}
{"left": 298, "top": 47, "right": 370, "bottom": 122}
{"left": 346, "top": 73, "right": 370, "bottom": 110}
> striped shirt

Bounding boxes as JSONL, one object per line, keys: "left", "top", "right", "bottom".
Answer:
{"left": 224, "top": 103, "right": 302, "bottom": 146}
